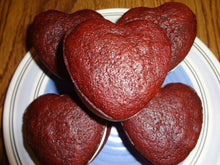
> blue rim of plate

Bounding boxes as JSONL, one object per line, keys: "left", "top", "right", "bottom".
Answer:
{"left": 3, "top": 8, "right": 220, "bottom": 165}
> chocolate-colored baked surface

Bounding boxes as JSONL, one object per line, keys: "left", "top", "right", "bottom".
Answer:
{"left": 63, "top": 18, "right": 171, "bottom": 120}
{"left": 31, "top": 9, "right": 103, "bottom": 78}
{"left": 118, "top": 2, "right": 197, "bottom": 71}
{"left": 23, "top": 94, "right": 108, "bottom": 165}
{"left": 122, "top": 83, "right": 203, "bottom": 165}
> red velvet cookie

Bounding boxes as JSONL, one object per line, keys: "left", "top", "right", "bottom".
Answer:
{"left": 118, "top": 2, "right": 197, "bottom": 71}
{"left": 23, "top": 94, "right": 109, "bottom": 165}
{"left": 63, "top": 18, "right": 171, "bottom": 121}
{"left": 31, "top": 9, "right": 103, "bottom": 78}
{"left": 122, "top": 83, "right": 203, "bottom": 165}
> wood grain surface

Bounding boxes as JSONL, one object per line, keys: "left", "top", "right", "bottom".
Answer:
{"left": 0, "top": 0, "right": 219, "bottom": 164}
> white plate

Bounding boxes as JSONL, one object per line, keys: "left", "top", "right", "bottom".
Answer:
{"left": 3, "top": 8, "right": 220, "bottom": 165}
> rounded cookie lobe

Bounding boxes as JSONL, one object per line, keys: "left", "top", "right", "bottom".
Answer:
{"left": 31, "top": 9, "right": 103, "bottom": 78}
{"left": 118, "top": 2, "right": 197, "bottom": 71}
{"left": 23, "top": 94, "right": 109, "bottom": 165}
{"left": 122, "top": 83, "right": 203, "bottom": 165}
{"left": 63, "top": 18, "right": 171, "bottom": 121}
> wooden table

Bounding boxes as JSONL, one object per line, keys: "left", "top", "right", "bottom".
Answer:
{"left": 0, "top": 0, "right": 219, "bottom": 164}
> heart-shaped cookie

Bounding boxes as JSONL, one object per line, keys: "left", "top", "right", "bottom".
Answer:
{"left": 122, "top": 83, "right": 203, "bottom": 165}
{"left": 23, "top": 94, "right": 109, "bottom": 165}
{"left": 118, "top": 2, "right": 197, "bottom": 71}
{"left": 63, "top": 18, "right": 171, "bottom": 121}
{"left": 31, "top": 9, "right": 103, "bottom": 78}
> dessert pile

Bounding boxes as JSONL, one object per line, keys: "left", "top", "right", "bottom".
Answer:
{"left": 23, "top": 2, "right": 202, "bottom": 165}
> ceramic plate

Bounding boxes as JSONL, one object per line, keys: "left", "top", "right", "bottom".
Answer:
{"left": 3, "top": 8, "right": 220, "bottom": 165}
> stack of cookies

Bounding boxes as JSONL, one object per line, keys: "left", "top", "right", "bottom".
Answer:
{"left": 23, "top": 2, "right": 202, "bottom": 165}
